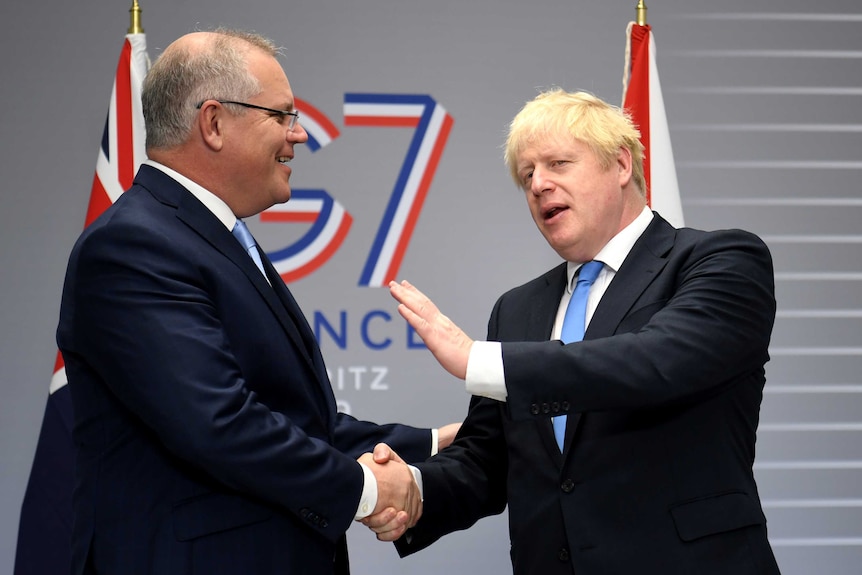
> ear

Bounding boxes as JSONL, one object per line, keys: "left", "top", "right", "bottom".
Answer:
{"left": 615, "top": 145, "right": 633, "bottom": 187}
{"left": 196, "top": 100, "right": 225, "bottom": 152}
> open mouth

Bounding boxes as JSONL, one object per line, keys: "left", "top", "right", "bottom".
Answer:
{"left": 543, "top": 205, "right": 567, "bottom": 221}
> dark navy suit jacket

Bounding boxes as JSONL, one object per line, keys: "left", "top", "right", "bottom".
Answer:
{"left": 57, "top": 165, "right": 430, "bottom": 575}
{"left": 397, "top": 214, "right": 781, "bottom": 575}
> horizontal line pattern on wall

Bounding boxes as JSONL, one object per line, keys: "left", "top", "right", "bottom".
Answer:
{"left": 661, "top": 4, "right": 862, "bottom": 566}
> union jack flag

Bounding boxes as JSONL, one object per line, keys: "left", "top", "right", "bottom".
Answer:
{"left": 14, "top": 33, "right": 149, "bottom": 575}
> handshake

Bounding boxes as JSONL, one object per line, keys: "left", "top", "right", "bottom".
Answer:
{"left": 357, "top": 443, "right": 421, "bottom": 541}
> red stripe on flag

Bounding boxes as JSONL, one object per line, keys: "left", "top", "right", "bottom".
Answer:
{"left": 623, "top": 23, "right": 652, "bottom": 207}
{"left": 53, "top": 350, "right": 64, "bottom": 373}
{"left": 115, "top": 39, "right": 135, "bottom": 191}
{"left": 85, "top": 174, "right": 113, "bottom": 228}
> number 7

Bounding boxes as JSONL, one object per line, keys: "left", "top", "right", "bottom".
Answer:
{"left": 344, "top": 94, "right": 454, "bottom": 287}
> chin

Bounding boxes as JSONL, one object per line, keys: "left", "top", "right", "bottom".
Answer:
{"left": 273, "top": 188, "right": 292, "bottom": 204}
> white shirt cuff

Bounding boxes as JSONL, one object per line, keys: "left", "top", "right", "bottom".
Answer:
{"left": 409, "top": 464, "right": 424, "bottom": 501}
{"left": 430, "top": 428, "right": 439, "bottom": 456}
{"left": 465, "top": 340, "right": 507, "bottom": 401}
{"left": 355, "top": 462, "right": 377, "bottom": 520}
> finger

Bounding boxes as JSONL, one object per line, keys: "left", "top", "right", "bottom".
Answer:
{"left": 361, "top": 507, "right": 397, "bottom": 529}
{"left": 390, "top": 280, "right": 430, "bottom": 312}
{"left": 365, "top": 509, "right": 408, "bottom": 535}
{"left": 389, "top": 285, "right": 419, "bottom": 310}
{"left": 372, "top": 443, "right": 392, "bottom": 464}
{"left": 385, "top": 446, "right": 405, "bottom": 465}
{"left": 376, "top": 523, "right": 408, "bottom": 542}
{"left": 396, "top": 304, "right": 427, "bottom": 337}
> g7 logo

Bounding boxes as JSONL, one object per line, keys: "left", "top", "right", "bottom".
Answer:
{"left": 261, "top": 93, "right": 453, "bottom": 287}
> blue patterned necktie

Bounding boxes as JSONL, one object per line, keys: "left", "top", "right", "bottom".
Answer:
{"left": 232, "top": 219, "right": 266, "bottom": 276}
{"left": 553, "top": 260, "right": 604, "bottom": 451}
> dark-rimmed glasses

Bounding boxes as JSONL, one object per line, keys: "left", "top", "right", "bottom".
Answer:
{"left": 196, "top": 100, "right": 300, "bottom": 131}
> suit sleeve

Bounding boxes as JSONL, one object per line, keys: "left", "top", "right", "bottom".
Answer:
{"left": 333, "top": 413, "right": 431, "bottom": 463}
{"left": 395, "top": 301, "right": 511, "bottom": 556}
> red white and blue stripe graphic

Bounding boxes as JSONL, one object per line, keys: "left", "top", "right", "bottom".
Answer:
{"left": 293, "top": 97, "right": 340, "bottom": 152}
{"left": 262, "top": 190, "right": 353, "bottom": 283}
{"left": 261, "top": 99, "right": 351, "bottom": 283}
{"left": 344, "top": 94, "right": 453, "bottom": 287}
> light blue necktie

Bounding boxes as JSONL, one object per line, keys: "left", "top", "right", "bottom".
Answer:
{"left": 553, "top": 260, "right": 604, "bottom": 451}
{"left": 232, "top": 219, "right": 266, "bottom": 276}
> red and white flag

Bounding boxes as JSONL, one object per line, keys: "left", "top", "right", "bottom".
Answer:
{"left": 622, "top": 21, "right": 684, "bottom": 228}
{"left": 15, "top": 32, "right": 149, "bottom": 575}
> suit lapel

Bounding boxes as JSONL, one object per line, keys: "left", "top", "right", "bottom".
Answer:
{"left": 157, "top": 177, "right": 327, "bottom": 393}
{"left": 561, "top": 214, "right": 676, "bottom": 455}
{"left": 586, "top": 214, "right": 675, "bottom": 340}
{"left": 260, "top": 252, "right": 338, "bottom": 425}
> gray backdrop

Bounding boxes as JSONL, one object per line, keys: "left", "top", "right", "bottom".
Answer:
{"left": 2, "top": 0, "right": 861, "bottom": 573}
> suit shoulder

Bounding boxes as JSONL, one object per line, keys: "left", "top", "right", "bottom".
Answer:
{"left": 494, "top": 263, "right": 565, "bottom": 304}
{"left": 674, "top": 225, "right": 771, "bottom": 257}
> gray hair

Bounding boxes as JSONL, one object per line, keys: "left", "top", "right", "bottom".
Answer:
{"left": 142, "top": 28, "right": 278, "bottom": 150}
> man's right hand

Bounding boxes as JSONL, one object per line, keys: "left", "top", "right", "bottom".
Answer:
{"left": 357, "top": 443, "right": 422, "bottom": 541}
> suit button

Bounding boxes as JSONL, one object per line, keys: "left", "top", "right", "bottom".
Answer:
{"left": 558, "top": 547, "right": 570, "bottom": 562}
{"left": 551, "top": 401, "right": 560, "bottom": 413}
{"left": 321, "top": 519, "right": 329, "bottom": 528}
{"left": 541, "top": 403, "right": 550, "bottom": 414}
{"left": 561, "top": 401, "right": 570, "bottom": 412}
{"left": 561, "top": 479, "right": 575, "bottom": 493}
{"left": 530, "top": 404, "right": 540, "bottom": 415}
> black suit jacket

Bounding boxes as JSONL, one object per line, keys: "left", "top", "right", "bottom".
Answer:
{"left": 57, "top": 165, "right": 430, "bottom": 575}
{"left": 398, "top": 214, "right": 781, "bottom": 575}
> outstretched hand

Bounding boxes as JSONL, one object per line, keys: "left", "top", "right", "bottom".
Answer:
{"left": 389, "top": 280, "right": 473, "bottom": 380}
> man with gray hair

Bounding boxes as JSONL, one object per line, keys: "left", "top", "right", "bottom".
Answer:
{"left": 57, "top": 28, "right": 453, "bottom": 575}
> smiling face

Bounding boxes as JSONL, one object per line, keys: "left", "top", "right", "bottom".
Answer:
{"left": 220, "top": 48, "right": 308, "bottom": 217}
{"left": 516, "top": 133, "right": 638, "bottom": 263}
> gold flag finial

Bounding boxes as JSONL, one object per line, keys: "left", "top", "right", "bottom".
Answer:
{"left": 128, "top": 0, "right": 144, "bottom": 34}
{"left": 635, "top": 0, "right": 647, "bottom": 26}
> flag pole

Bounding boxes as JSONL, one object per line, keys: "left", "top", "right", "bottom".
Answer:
{"left": 128, "top": 0, "right": 144, "bottom": 34}
{"left": 635, "top": 0, "right": 647, "bottom": 26}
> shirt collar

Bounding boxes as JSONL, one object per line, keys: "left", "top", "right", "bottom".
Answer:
{"left": 143, "top": 159, "right": 237, "bottom": 231}
{"left": 565, "top": 205, "right": 654, "bottom": 292}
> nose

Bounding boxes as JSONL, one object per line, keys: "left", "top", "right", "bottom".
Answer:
{"left": 289, "top": 121, "right": 309, "bottom": 145}
{"left": 529, "top": 166, "right": 551, "bottom": 196}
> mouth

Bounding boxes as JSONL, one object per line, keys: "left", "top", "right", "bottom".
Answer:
{"left": 277, "top": 156, "right": 292, "bottom": 165}
{"left": 542, "top": 205, "right": 568, "bottom": 221}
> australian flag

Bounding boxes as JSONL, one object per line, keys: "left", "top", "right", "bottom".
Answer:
{"left": 14, "top": 32, "right": 149, "bottom": 575}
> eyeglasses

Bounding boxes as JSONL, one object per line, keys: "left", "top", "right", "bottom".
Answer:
{"left": 196, "top": 99, "right": 300, "bottom": 131}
